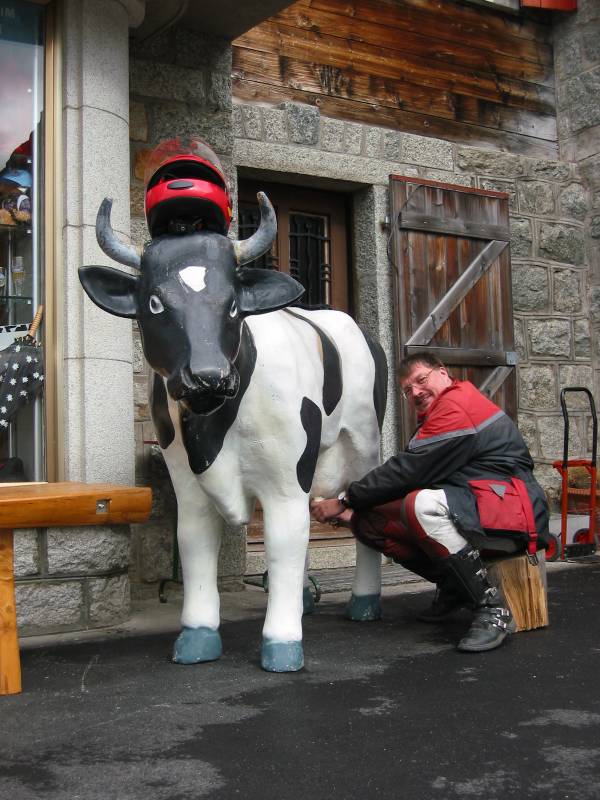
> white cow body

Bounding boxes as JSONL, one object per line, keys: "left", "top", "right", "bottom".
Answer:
{"left": 158, "top": 308, "right": 383, "bottom": 668}
{"left": 79, "top": 192, "right": 386, "bottom": 672}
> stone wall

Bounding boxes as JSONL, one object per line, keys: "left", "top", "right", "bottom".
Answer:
{"left": 553, "top": 0, "right": 600, "bottom": 506}
{"left": 126, "top": 26, "right": 245, "bottom": 597}
{"left": 15, "top": 526, "right": 130, "bottom": 635}
{"left": 234, "top": 100, "right": 595, "bottom": 505}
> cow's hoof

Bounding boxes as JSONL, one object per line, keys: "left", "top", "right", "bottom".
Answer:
{"left": 261, "top": 639, "right": 304, "bottom": 672}
{"left": 172, "top": 626, "right": 222, "bottom": 664}
{"left": 303, "top": 586, "right": 315, "bottom": 615}
{"left": 345, "top": 593, "right": 382, "bottom": 621}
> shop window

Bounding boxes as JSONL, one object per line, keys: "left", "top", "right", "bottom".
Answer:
{"left": 0, "top": 1, "right": 46, "bottom": 481}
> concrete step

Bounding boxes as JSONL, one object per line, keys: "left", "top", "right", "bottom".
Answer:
{"left": 246, "top": 537, "right": 357, "bottom": 576}
{"left": 245, "top": 562, "right": 425, "bottom": 595}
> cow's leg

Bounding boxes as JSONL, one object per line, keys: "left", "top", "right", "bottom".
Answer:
{"left": 303, "top": 552, "right": 315, "bottom": 615}
{"left": 346, "top": 539, "right": 383, "bottom": 621}
{"left": 261, "top": 498, "right": 309, "bottom": 672}
{"left": 172, "top": 499, "right": 224, "bottom": 665}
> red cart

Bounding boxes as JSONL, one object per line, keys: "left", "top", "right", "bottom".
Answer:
{"left": 552, "top": 387, "right": 598, "bottom": 560}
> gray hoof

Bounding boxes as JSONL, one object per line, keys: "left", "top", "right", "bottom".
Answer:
{"left": 261, "top": 639, "right": 304, "bottom": 672}
{"left": 345, "top": 593, "right": 382, "bottom": 621}
{"left": 172, "top": 626, "right": 223, "bottom": 664}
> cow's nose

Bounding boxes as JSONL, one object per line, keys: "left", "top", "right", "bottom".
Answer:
{"left": 194, "top": 370, "right": 224, "bottom": 392}
{"left": 193, "top": 368, "right": 237, "bottom": 396}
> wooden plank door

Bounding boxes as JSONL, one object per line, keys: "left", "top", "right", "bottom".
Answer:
{"left": 390, "top": 175, "right": 516, "bottom": 447}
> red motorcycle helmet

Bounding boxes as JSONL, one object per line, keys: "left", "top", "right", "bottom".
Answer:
{"left": 144, "top": 137, "right": 232, "bottom": 237}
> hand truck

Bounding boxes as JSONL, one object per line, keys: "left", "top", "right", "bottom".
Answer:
{"left": 551, "top": 387, "right": 598, "bottom": 560}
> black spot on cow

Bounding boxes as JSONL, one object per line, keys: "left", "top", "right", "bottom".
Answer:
{"left": 180, "top": 323, "right": 257, "bottom": 474}
{"left": 284, "top": 309, "right": 342, "bottom": 415}
{"left": 360, "top": 328, "right": 388, "bottom": 432}
{"left": 150, "top": 372, "right": 175, "bottom": 449}
{"left": 297, "top": 397, "right": 322, "bottom": 493}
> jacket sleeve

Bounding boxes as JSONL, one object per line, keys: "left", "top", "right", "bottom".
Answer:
{"left": 346, "top": 429, "right": 478, "bottom": 510}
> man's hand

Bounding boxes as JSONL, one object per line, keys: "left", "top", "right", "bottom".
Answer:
{"left": 310, "top": 498, "right": 354, "bottom": 528}
{"left": 310, "top": 497, "right": 345, "bottom": 522}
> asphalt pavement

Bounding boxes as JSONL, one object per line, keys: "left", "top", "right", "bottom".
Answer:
{"left": 2, "top": 560, "right": 600, "bottom": 800}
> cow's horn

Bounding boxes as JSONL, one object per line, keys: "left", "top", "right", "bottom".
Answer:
{"left": 96, "top": 197, "right": 142, "bottom": 270}
{"left": 233, "top": 191, "right": 277, "bottom": 266}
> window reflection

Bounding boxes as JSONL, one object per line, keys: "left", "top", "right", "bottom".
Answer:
{"left": 0, "top": 1, "right": 44, "bottom": 481}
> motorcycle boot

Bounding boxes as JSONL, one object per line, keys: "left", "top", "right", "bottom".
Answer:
{"left": 436, "top": 546, "right": 514, "bottom": 652}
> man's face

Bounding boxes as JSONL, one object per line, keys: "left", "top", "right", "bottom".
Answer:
{"left": 400, "top": 362, "right": 452, "bottom": 414}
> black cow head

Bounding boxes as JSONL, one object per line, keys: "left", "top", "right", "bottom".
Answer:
{"left": 79, "top": 193, "right": 304, "bottom": 415}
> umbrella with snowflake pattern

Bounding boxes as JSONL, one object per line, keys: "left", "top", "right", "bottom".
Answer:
{"left": 0, "top": 307, "right": 44, "bottom": 432}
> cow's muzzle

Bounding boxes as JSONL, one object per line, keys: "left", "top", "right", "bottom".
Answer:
{"left": 169, "top": 367, "right": 240, "bottom": 415}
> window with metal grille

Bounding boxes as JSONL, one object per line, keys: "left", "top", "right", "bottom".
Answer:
{"left": 289, "top": 212, "right": 332, "bottom": 307}
{"left": 237, "top": 180, "right": 349, "bottom": 312}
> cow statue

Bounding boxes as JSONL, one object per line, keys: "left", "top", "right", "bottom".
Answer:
{"left": 79, "top": 192, "right": 387, "bottom": 672}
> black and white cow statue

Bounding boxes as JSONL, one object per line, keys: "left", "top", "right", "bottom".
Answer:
{"left": 80, "top": 192, "right": 387, "bottom": 672}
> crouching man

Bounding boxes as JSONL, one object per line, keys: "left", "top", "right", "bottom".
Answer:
{"left": 311, "top": 352, "right": 549, "bottom": 653}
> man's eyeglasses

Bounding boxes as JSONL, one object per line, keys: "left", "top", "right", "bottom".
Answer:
{"left": 400, "top": 368, "right": 437, "bottom": 400}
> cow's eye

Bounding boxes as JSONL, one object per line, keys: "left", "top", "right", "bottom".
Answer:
{"left": 149, "top": 294, "right": 164, "bottom": 315}
{"left": 229, "top": 300, "right": 238, "bottom": 318}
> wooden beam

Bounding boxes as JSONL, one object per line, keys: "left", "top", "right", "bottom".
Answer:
{"left": 233, "top": 47, "right": 557, "bottom": 138}
{"left": 234, "top": 23, "right": 556, "bottom": 111}
{"left": 0, "top": 529, "right": 21, "bottom": 695}
{"left": 398, "top": 212, "right": 510, "bottom": 242}
{"left": 404, "top": 240, "right": 509, "bottom": 346}
{"left": 403, "top": 346, "right": 517, "bottom": 367}
{"left": 0, "top": 483, "right": 152, "bottom": 529}
{"left": 273, "top": 4, "right": 553, "bottom": 77}
{"left": 479, "top": 365, "right": 514, "bottom": 397}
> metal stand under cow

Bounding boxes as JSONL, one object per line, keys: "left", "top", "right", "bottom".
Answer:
{"left": 79, "top": 193, "right": 387, "bottom": 672}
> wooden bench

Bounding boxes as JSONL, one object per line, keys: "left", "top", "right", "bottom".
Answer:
{"left": 0, "top": 482, "right": 152, "bottom": 696}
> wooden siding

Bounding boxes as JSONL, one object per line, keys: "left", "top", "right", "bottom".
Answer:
{"left": 233, "top": 0, "right": 557, "bottom": 156}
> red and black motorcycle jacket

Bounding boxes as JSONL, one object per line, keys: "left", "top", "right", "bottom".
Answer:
{"left": 346, "top": 380, "right": 550, "bottom": 550}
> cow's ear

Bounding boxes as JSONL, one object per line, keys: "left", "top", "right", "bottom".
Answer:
{"left": 237, "top": 268, "right": 305, "bottom": 315}
{"left": 79, "top": 266, "right": 139, "bottom": 319}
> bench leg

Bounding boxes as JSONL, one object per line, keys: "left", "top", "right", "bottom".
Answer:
{"left": 0, "top": 528, "right": 21, "bottom": 695}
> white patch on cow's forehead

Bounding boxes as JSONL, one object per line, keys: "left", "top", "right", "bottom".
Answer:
{"left": 179, "top": 266, "right": 207, "bottom": 292}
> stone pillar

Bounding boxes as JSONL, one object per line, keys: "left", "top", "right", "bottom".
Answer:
{"left": 62, "top": 0, "right": 143, "bottom": 485}
{"left": 352, "top": 185, "right": 399, "bottom": 460}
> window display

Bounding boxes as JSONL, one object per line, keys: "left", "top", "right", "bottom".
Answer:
{"left": 0, "top": 2, "right": 45, "bottom": 481}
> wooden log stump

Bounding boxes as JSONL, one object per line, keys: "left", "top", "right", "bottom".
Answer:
{"left": 486, "top": 551, "right": 548, "bottom": 632}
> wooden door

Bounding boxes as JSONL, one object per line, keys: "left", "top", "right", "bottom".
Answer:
{"left": 390, "top": 175, "right": 516, "bottom": 446}
{"left": 238, "top": 180, "right": 350, "bottom": 311}
{"left": 238, "top": 180, "right": 353, "bottom": 555}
